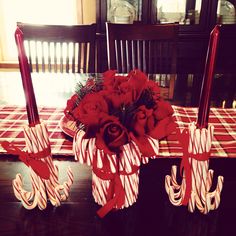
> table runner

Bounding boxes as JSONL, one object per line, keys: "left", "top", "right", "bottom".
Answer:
{"left": 0, "top": 105, "right": 235, "bottom": 158}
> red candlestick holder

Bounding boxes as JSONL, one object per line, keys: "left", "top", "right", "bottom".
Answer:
{"left": 197, "top": 25, "right": 221, "bottom": 129}
{"left": 15, "top": 27, "right": 40, "bottom": 126}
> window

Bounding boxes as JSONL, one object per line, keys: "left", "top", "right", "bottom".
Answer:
{"left": 0, "top": 0, "right": 82, "bottom": 62}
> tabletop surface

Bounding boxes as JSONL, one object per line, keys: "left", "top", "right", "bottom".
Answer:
{"left": 0, "top": 105, "right": 235, "bottom": 158}
{"left": 0, "top": 71, "right": 236, "bottom": 236}
{"left": 0, "top": 71, "right": 89, "bottom": 107}
{"left": 0, "top": 71, "right": 235, "bottom": 159}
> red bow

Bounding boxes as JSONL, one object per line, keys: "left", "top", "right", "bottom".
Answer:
{"left": 178, "top": 129, "right": 210, "bottom": 205}
{"left": 1, "top": 141, "right": 50, "bottom": 180}
{"left": 92, "top": 152, "right": 139, "bottom": 218}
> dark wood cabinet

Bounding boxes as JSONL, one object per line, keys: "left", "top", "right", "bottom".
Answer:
{"left": 96, "top": 0, "right": 236, "bottom": 73}
{"left": 96, "top": 0, "right": 236, "bottom": 108}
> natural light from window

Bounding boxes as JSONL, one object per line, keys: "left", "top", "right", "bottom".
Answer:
{"left": 0, "top": 0, "right": 78, "bottom": 61}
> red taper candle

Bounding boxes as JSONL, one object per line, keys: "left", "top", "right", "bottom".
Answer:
{"left": 197, "top": 25, "right": 221, "bottom": 128}
{"left": 15, "top": 27, "right": 40, "bottom": 126}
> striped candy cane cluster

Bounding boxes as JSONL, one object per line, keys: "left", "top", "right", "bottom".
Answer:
{"left": 165, "top": 122, "right": 224, "bottom": 214}
{"left": 73, "top": 129, "right": 159, "bottom": 210}
{"left": 13, "top": 122, "right": 74, "bottom": 210}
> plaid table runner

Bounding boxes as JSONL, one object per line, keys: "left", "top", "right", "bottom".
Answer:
{"left": 168, "top": 106, "right": 236, "bottom": 158}
{"left": 0, "top": 105, "right": 235, "bottom": 158}
{"left": 0, "top": 106, "right": 72, "bottom": 156}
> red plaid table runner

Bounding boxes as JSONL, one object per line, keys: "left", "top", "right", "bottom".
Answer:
{"left": 0, "top": 105, "right": 235, "bottom": 158}
{"left": 0, "top": 106, "right": 72, "bottom": 156}
{"left": 167, "top": 106, "right": 236, "bottom": 158}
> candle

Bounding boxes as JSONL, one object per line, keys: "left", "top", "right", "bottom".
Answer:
{"left": 15, "top": 27, "right": 40, "bottom": 126}
{"left": 197, "top": 25, "right": 221, "bottom": 128}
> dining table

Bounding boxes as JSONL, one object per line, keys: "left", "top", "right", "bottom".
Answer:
{"left": 0, "top": 71, "right": 236, "bottom": 236}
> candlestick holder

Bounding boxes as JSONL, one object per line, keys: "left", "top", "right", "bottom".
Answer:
{"left": 165, "top": 122, "right": 224, "bottom": 214}
{"left": 10, "top": 122, "right": 74, "bottom": 210}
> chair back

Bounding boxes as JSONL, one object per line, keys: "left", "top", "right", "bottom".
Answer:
{"left": 106, "top": 22, "right": 179, "bottom": 74}
{"left": 17, "top": 22, "right": 97, "bottom": 73}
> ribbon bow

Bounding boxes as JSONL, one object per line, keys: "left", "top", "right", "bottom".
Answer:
{"left": 92, "top": 153, "right": 139, "bottom": 218}
{"left": 1, "top": 141, "right": 50, "bottom": 180}
{"left": 178, "top": 129, "right": 210, "bottom": 205}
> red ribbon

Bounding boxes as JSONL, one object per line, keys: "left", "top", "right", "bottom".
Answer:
{"left": 92, "top": 153, "right": 139, "bottom": 218}
{"left": 177, "top": 130, "right": 210, "bottom": 205}
{"left": 1, "top": 141, "right": 50, "bottom": 180}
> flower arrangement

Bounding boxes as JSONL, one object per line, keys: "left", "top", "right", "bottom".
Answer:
{"left": 64, "top": 69, "right": 176, "bottom": 157}
{"left": 64, "top": 69, "right": 176, "bottom": 217}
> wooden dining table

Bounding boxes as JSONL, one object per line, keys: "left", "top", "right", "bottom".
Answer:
{"left": 0, "top": 71, "right": 236, "bottom": 236}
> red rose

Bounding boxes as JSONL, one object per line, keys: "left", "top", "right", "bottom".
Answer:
{"left": 148, "top": 116, "right": 177, "bottom": 140}
{"left": 102, "top": 70, "right": 149, "bottom": 108}
{"left": 129, "top": 105, "right": 157, "bottom": 157}
{"left": 146, "top": 80, "right": 161, "bottom": 102}
{"left": 103, "top": 70, "right": 116, "bottom": 80}
{"left": 118, "top": 81, "right": 134, "bottom": 105}
{"left": 131, "top": 105, "right": 153, "bottom": 136}
{"left": 98, "top": 89, "right": 120, "bottom": 108}
{"left": 147, "top": 100, "right": 177, "bottom": 140}
{"left": 127, "top": 69, "right": 148, "bottom": 101}
{"left": 96, "top": 115, "right": 129, "bottom": 154}
{"left": 103, "top": 70, "right": 117, "bottom": 90}
{"left": 153, "top": 100, "right": 174, "bottom": 121}
{"left": 73, "top": 93, "right": 108, "bottom": 125}
{"left": 113, "top": 75, "right": 129, "bottom": 90}
{"left": 101, "top": 83, "right": 133, "bottom": 108}
{"left": 109, "top": 92, "right": 124, "bottom": 108}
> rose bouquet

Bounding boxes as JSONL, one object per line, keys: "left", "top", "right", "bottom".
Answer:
{"left": 64, "top": 69, "right": 176, "bottom": 217}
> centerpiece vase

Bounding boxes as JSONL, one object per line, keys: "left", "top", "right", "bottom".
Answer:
{"left": 73, "top": 129, "right": 159, "bottom": 217}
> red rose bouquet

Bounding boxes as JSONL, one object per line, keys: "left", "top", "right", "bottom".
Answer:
{"left": 64, "top": 69, "right": 176, "bottom": 217}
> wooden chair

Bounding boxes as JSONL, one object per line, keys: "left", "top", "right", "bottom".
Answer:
{"left": 17, "top": 22, "right": 97, "bottom": 73}
{"left": 105, "top": 22, "right": 179, "bottom": 100}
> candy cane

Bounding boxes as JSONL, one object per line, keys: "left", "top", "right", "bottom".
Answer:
{"left": 12, "top": 122, "right": 74, "bottom": 210}
{"left": 165, "top": 122, "right": 224, "bottom": 214}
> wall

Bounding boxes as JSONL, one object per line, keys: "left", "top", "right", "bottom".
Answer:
{"left": 82, "top": 0, "right": 96, "bottom": 24}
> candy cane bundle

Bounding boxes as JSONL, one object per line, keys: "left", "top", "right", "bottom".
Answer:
{"left": 73, "top": 129, "right": 159, "bottom": 217}
{"left": 165, "top": 122, "right": 224, "bottom": 214}
{"left": 11, "top": 122, "right": 74, "bottom": 210}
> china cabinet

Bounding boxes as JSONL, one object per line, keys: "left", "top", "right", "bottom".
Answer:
{"left": 96, "top": 0, "right": 236, "bottom": 71}
{"left": 96, "top": 0, "right": 236, "bottom": 106}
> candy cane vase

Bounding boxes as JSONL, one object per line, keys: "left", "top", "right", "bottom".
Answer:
{"left": 73, "top": 129, "right": 147, "bottom": 218}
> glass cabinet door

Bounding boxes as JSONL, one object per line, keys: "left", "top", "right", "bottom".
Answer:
{"left": 153, "top": 0, "right": 203, "bottom": 25}
{"left": 97, "top": 0, "right": 236, "bottom": 32}
{"left": 107, "top": 0, "right": 142, "bottom": 24}
{"left": 216, "top": 0, "right": 236, "bottom": 24}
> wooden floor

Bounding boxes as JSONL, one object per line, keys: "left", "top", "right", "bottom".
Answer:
{"left": 1, "top": 158, "right": 236, "bottom": 236}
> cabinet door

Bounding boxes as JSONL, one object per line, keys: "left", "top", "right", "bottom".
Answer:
{"left": 107, "top": 0, "right": 142, "bottom": 23}
{"left": 216, "top": 0, "right": 236, "bottom": 24}
{"left": 96, "top": 0, "right": 150, "bottom": 32}
{"left": 150, "top": 0, "right": 210, "bottom": 33}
